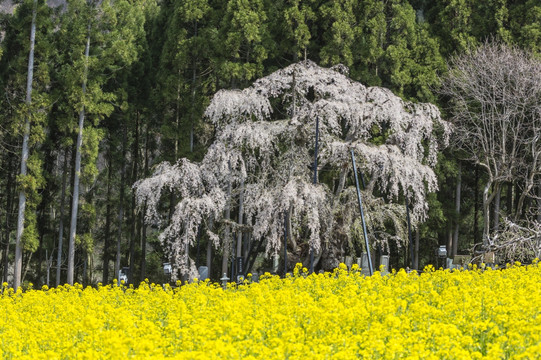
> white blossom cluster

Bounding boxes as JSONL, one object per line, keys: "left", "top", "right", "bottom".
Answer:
{"left": 134, "top": 61, "right": 451, "bottom": 277}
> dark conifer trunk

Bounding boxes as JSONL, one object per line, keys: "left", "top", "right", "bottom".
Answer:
{"left": 56, "top": 148, "right": 69, "bottom": 286}
{"left": 3, "top": 154, "right": 15, "bottom": 283}
{"left": 129, "top": 112, "right": 140, "bottom": 284}
{"left": 116, "top": 119, "right": 127, "bottom": 285}
{"left": 102, "top": 144, "right": 113, "bottom": 284}
{"left": 140, "top": 125, "right": 150, "bottom": 281}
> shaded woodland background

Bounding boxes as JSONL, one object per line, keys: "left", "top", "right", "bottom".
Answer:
{"left": 0, "top": 0, "right": 540, "bottom": 286}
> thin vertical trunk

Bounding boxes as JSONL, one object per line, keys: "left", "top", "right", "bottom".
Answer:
{"left": 452, "top": 163, "right": 461, "bottom": 257}
{"left": 190, "top": 21, "right": 197, "bottom": 154}
{"left": 236, "top": 179, "right": 244, "bottom": 259}
{"left": 482, "top": 181, "right": 499, "bottom": 245}
{"left": 36, "top": 209, "right": 45, "bottom": 286}
{"left": 405, "top": 196, "right": 413, "bottom": 269}
{"left": 21, "top": 252, "right": 33, "bottom": 284}
{"left": 129, "top": 190, "right": 136, "bottom": 283}
{"left": 116, "top": 119, "right": 127, "bottom": 285}
{"left": 67, "top": 27, "right": 91, "bottom": 286}
{"left": 413, "top": 230, "right": 419, "bottom": 270}
{"left": 287, "top": 204, "right": 297, "bottom": 252}
{"left": 140, "top": 206, "right": 147, "bottom": 280}
{"left": 175, "top": 69, "right": 181, "bottom": 159}
{"left": 537, "top": 186, "right": 541, "bottom": 223}
{"left": 493, "top": 186, "right": 501, "bottom": 231}
{"left": 3, "top": 155, "right": 15, "bottom": 283}
{"left": 292, "top": 72, "right": 296, "bottom": 118}
{"left": 515, "top": 150, "right": 540, "bottom": 221}
{"left": 206, "top": 216, "right": 213, "bottom": 276}
{"left": 140, "top": 125, "right": 150, "bottom": 281}
{"left": 221, "top": 164, "right": 232, "bottom": 276}
{"left": 82, "top": 251, "right": 87, "bottom": 286}
{"left": 473, "top": 167, "right": 480, "bottom": 245}
{"left": 129, "top": 112, "right": 139, "bottom": 284}
{"left": 45, "top": 250, "right": 50, "bottom": 286}
{"left": 482, "top": 182, "right": 491, "bottom": 246}
{"left": 14, "top": 0, "right": 37, "bottom": 290}
{"left": 506, "top": 182, "right": 513, "bottom": 218}
{"left": 102, "top": 145, "right": 113, "bottom": 283}
{"left": 446, "top": 226, "right": 453, "bottom": 257}
{"left": 56, "top": 148, "right": 69, "bottom": 286}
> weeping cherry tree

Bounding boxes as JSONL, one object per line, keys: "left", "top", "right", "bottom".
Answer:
{"left": 134, "top": 61, "right": 450, "bottom": 280}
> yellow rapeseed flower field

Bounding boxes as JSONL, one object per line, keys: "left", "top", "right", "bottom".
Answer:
{"left": 1, "top": 262, "right": 540, "bottom": 359}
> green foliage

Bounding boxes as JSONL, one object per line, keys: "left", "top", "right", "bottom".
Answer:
{"left": 280, "top": 0, "right": 315, "bottom": 61}
{"left": 76, "top": 233, "right": 94, "bottom": 253}
{"left": 22, "top": 209, "right": 39, "bottom": 252}
{"left": 3, "top": 0, "right": 541, "bottom": 285}
{"left": 319, "top": 0, "right": 357, "bottom": 67}
{"left": 509, "top": 0, "right": 541, "bottom": 55}
{"left": 217, "top": 0, "right": 270, "bottom": 85}
{"left": 81, "top": 126, "right": 104, "bottom": 185}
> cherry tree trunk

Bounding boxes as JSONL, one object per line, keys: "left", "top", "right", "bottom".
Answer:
{"left": 414, "top": 230, "right": 419, "bottom": 270}
{"left": 236, "top": 178, "right": 244, "bottom": 259}
{"left": 221, "top": 170, "right": 232, "bottom": 276}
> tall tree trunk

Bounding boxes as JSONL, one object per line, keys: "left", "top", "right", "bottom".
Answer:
{"left": 190, "top": 21, "right": 197, "bottom": 154}
{"left": 175, "top": 69, "right": 181, "bottom": 159}
{"left": 481, "top": 180, "right": 501, "bottom": 246}
{"left": 102, "top": 144, "right": 113, "bottom": 283}
{"left": 36, "top": 209, "right": 45, "bottom": 285}
{"left": 56, "top": 148, "right": 69, "bottom": 286}
{"left": 82, "top": 251, "right": 87, "bottom": 286}
{"left": 14, "top": 0, "right": 37, "bottom": 290}
{"left": 236, "top": 178, "right": 244, "bottom": 259}
{"left": 116, "top": 119, "right": 127, "bottom": 285}
{"left": 515, "top": 149, "right": 540, "bottom": 221}
{"left": 537, "top": 186, "right": 541, "bottom": 223}
{"left": 140, "top": 124, "right": 150, "bottom": 281}
{"left": 493, "top": 186, "right": 501, "bottom": 231}
{"left": 21, "top": 252, "right": 33, "bottom": 284}
{"left": 287, "top": 204, "right": 297, "bottom": 252}
{"left": 452, "top": 163, "right": 461, "bottom": 257}
{"left": 140, "top": 207, "right": 147, "bottom": 280}
{"left": 474, "top": 167, "right": 480, "bottom": 245}
{"left": 221, "top": 164, "right": 232, "bottom": 276}
{"left": 506, "top": 182, "right": 513, "bottom": 218}
{"left": 413, "top": 230, "right": 419, "bottom": 270}
{"left": 206, "top": 216, "right": 213, "bottom": 276}
{"left": 3, "top": 155, "right": 15, "bottom": 283}
{"left": 482, "top": 181, "right": 493, "bottom": 246}
{"left": 67, "top": 28, "right": 91, "bottom": 286}
{"left": 129, "top": 112, "right": 139, "bottom": 284}
{"left": 446, "top": 225, "right": 453, "bottom": 258}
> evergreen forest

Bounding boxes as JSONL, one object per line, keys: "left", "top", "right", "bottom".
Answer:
{"left": 0, "top": 0, "right": 540, "bottom": 288}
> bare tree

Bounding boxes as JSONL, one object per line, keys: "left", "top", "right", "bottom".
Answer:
{"left": 441, "top": 41, "right": 541, "bottom": 245}
{"left": 481, "top": 219, "right": 541, "bottom": 263}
